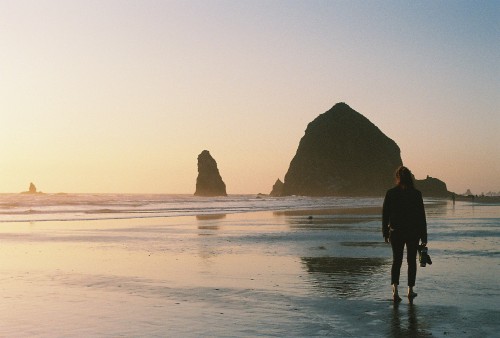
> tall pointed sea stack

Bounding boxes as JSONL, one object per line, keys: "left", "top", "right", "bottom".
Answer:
{"left": 282, "top": 103, "right": 402, "bottom": 196}
{"left": 194, "top": 150, "right": 227, "bottom": 196}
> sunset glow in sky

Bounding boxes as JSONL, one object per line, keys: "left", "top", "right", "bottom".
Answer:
{"left": 1, "top": 1, "right": 499, "bottom": 194}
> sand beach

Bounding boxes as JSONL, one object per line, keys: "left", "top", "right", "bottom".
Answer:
{"left": 0, "top": 197, "right": 498, "bottom": 337}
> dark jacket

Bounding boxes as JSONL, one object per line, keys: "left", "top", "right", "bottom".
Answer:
{"left": 382, "top": 186, "right": 427, "bottom": 243}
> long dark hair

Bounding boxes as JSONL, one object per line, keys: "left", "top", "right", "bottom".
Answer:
{"left": 395, "top": 166, "right": 414, "bottom": 189}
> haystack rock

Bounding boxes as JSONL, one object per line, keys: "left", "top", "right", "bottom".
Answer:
{"left": 194, "top": 150, "right": 227, "bottom": 197}
{"left": 282, "top": 103, "right": 403, "bottom": 196}
{"left": 269, "top": 178, "right": 284, "bottom": 197}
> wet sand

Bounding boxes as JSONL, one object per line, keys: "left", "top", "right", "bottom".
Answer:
{"left": 0, "top": 202, "right": 498, "bottom": 337}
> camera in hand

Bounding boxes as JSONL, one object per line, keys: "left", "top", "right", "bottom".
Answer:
{"left": 418, "top": 245, "right": 432, "bottom": 267}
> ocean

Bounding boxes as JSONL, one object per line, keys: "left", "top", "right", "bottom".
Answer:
{"left": 0, "top": 194, "right": 498, "bottom": 336}
{"left": 0, "top": 193, "right": 382, "bottom": 222}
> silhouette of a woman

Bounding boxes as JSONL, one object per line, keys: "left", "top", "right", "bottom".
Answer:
{"left": 382, "top": 166, "right": 427, "bottom": 303}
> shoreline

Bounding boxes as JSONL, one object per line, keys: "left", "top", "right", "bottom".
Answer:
{"left": 0, "top": 194, "right": 387, "bottom": 224}
{"left": 454, "top": 195, "right": 500, "bottom": 204}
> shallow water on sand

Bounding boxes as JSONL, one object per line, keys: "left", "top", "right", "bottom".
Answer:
{"left": 0, "top": 200, "right": 498, "bottom": 336}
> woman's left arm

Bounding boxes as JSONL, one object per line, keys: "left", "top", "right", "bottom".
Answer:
{"left": 419, "top": 191, "right": 428, "bottom": 244}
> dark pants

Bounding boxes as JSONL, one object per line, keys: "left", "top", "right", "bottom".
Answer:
{"left": 390, "top": 232, "right": 419, "bottom": 287}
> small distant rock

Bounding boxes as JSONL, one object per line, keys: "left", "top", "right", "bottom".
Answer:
{"left": 21, "top": 182, "right": 42, "bottom": 194}
{"left": 29, "top": 182, "right": 37, "bottom": 193}
{"left": 194, "top": 150, "right": 227, "bottom": 197}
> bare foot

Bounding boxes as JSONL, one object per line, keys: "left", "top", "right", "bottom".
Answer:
{"left": 408, "top": 291, "right": 417, "bottom": 304}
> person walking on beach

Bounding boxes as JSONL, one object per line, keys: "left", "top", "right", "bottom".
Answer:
{"left": 382, "top": 166, "right": 428, "bottom": 303}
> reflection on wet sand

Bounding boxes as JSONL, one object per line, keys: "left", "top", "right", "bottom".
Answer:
{"left": 196, "top": 214, "right": 226, "bottom": 221}
{"left": 424, "top": 200, "right": 449, "bottom": 217}
{"left": 301, "top": 257, "right": 389, "bottom": 297}
{"left": 275, "top": 207, "right": 381, "bottom": 231}
{"left": 341, "top": 241, "right": 387, "bottom": 248}
{"left": 274, "top": 207, "right": 381, "bottom": 217}
{"left": 196, "top": 214, "right": 226, "bottom": 231}
{"left": 197, "top": 225, "right": 220, "bottom": 231}
{"left": 390, "top": 304, "right": 430, "bottom": 337}
{"left": 288, "top": 217, "right": 380, "bottom": 230}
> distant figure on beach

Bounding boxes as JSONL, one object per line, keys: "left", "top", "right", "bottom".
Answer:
{"left": 382, "top": 166, "right": 428, "bottom": 303}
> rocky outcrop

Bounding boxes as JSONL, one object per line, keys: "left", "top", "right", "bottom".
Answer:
{"left": 194, "top": 150, "right": 227, "bottom": 197}
{"left": 269, "top": 179, "right": 284, "bottom": 197}
{"left": 415, "top": 176, "right": 449, "bottom": 197}
{"left": 29, "top": 182, "right": 37, "bottom": 193}
{"left": 281, "top": 103, "right": 403, "bottom": 196}
{"left": 21, "top": 182, "right": 41, "bottom": 194}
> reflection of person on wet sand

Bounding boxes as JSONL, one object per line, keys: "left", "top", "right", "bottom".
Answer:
{"left": 390, "top": 303, "right": 427, "bottom": 337}
{"left": 382, "top": 166, "right": 428, "bottom": 303}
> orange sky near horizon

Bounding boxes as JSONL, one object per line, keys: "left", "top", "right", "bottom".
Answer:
{"left": 1, "top": 1, "right": 498, "bottom": 195}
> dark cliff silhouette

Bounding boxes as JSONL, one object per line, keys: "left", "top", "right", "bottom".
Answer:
{"left": 281, "top": 103, "right": 402, "bottom": 196}
{"left": 415, "top": 176, "right": 449, "bottom": 197}
{"left": 194, "top": 150, "right": 227, "bottom": 197}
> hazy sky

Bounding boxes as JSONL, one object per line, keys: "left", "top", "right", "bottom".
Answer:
{"left": 1, "top": 0, "right": 499, "bottom": 194}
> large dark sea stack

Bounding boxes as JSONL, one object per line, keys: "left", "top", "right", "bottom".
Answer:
{"left": 282, "top": 103, "right": 402, "bottom": 196}
{"left": 194, "top": 150, "right": 227, "bottom": 197}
